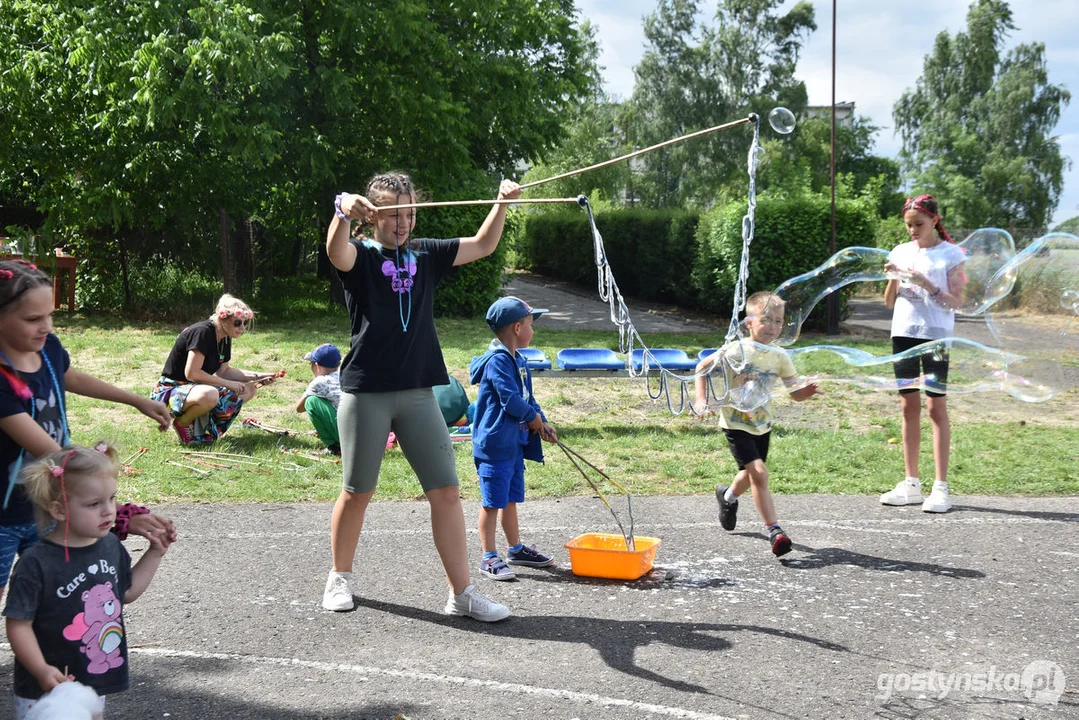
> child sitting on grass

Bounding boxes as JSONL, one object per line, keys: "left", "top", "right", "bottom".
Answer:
{"left": 295, "top": 343, "right": 342, "bottom": 455}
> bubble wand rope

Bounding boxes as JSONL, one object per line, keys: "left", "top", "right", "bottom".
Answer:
{"left": 572, "top": 114, "right": 764, "bottom": 416}
{"left": 519, "top": 117, "right": 754, "bottom": 190}
{"left": 555, "top": 439, "right": 635, "bottom": 551}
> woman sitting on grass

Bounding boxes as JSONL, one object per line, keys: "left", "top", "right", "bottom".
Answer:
{"left": 151, "top": 294, "right": 276, "bottom": 445}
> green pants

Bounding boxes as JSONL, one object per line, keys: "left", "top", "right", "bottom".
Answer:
{"left": 304, "top": 395, "right": 339, "bottom": 447}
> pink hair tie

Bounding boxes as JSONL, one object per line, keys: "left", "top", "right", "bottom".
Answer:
{"left": 0, "top": 269, "right": 12, "bottom": 279}
{"left": 94, "top": 442, "right": 109, "bottom": 454}
{"left": 49, "top": 465, "right": 64, "bottom": 477}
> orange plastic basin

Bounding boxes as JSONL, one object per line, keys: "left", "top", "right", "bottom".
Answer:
{"left": 564, "top": 533, "right": 662, "bottom": 580}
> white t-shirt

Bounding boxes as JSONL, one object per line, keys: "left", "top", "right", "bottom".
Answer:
{"left": 304, "top": 371, "right": 341, "bottom": 409}
{"left": 888, "top": 240, "right": 967, "bottom": 340}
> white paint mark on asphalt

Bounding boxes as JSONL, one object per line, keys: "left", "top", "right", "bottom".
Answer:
{"left": 124, "top": 646, "right": 740, "bottom": 720}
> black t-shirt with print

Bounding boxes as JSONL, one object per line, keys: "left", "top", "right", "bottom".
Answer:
{"left": 0, "top": 334, "right": 70, "bottom": 526}
{"left": 3, "top": 535, "right": 133, "bottom": 699}
{"left": 160, "top": 319, "right": 230, "bottom": 381}
{"left": 337, "top": 238, "right": 459, "bottom": 393}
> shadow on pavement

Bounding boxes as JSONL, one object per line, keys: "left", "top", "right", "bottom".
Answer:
{"left": 355, "top": 596, "right": 847, "bottom": 697}
{"left": 721, "top": 534, "right": 986, "bottom": 578}
{"left": 950, "top": 504, "right": 1079, "bottom": 523}
{"left": 28, "top": 654, "right": 423, "bottom": 720}
{"left": 519, "top": 564, "right": 739, "bottom": 590}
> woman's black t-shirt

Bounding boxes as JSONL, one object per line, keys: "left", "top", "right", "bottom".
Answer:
{"left": 337, "top": 238, "right": 459, "bottom": 393}
{"left": 160, "top": 320, "right": 230, "bottom": 381}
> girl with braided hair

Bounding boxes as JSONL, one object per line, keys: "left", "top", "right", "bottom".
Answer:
{"left": 0, "top": 260, "right": 175, "bottom": 607}
{"left": 322, "top": 172, "right": 519, "bottom": 621}
{"left": 880, "top": 195, "right": 968, "bottom": 513}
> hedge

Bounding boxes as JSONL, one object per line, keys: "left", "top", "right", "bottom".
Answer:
{"left": 694, "top": 193, "right": 881, "bottom": 319}
{"left": 519, "top": 192, "right": 880, "bottom": 325}
{"left": 519, "top": 208, "right": 701, "bottom": 305}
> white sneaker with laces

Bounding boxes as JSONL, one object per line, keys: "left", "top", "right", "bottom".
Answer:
{"left": 322, "top": 570, "right": 355, "bottom": 611}
{"left": 880, "top": 479, "right": 923, "bottom": 506}
{"left": 922, "top": 482, "right": 952, "bottom": 513}
{"left": 444, "top": 584, "right": 511, "bottom": 622}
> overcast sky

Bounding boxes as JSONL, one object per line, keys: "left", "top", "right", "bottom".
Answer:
{"left": 575, "top": 0, "right": 1079, "bottom": 228}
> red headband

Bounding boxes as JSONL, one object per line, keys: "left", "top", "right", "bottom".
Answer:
{"left": 903, "top": 195, "right": 953, "bottom": 243}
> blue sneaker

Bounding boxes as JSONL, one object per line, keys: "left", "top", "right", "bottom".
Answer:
{"left": 506, "top": 544, "right": 555, "bottom": 568}
{"left": 479, "top": 555, "right": 516, "bottom": 581}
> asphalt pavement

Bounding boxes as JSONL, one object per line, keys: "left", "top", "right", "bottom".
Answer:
{"left": 2, "top": 495, "right": 1073, "bottom": 719}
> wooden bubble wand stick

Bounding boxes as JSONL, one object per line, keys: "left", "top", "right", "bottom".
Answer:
{"left": 519, "top": 115, "right": 754, "bottom": 190}
{"left": 376, "top": 196, "right": 584, "bottom": 211}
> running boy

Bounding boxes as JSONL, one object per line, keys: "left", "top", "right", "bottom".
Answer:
{"left": 469, "top": 297, "right": 557, "bottom": 580}
{"left": 694, "top": 291, "right": 820, "bottom": 557}
{"left": 296, "top": 343, "right": 342, "bottom": 455}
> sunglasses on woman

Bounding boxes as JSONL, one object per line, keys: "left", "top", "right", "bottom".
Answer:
{"left": 232, "top": 319, "right": 248, "bottom": 328}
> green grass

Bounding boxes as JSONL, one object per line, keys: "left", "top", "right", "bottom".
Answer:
{"left": 54, "top": 307, "right": 1079, "bottom": 505}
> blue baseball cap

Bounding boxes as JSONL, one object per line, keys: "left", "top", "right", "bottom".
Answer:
{"left": 485, "top": 296, "right": 548, "bottom": 331}
{"left": 303, "top": 343, "right": 341, "bottom": 368}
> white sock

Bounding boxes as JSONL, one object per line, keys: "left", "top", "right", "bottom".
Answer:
{"left": 905, "top": 476, "right": 921, "bottom": 487}
{"left": 932, "top": 480, "right": 948, "bottom": 492}
{"left": 724, "top": 487, "right": 737, "bottom": 503}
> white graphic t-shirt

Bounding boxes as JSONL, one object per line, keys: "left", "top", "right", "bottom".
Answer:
{"left": 888, "top": 240, "right": 967, "bottom": 340}
{"left": 715, "top": 339, "right": 798, "bottom": 436}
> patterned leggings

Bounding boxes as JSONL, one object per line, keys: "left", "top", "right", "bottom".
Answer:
{"left": 151, "top": 376, "right": 244, "bottom": 444}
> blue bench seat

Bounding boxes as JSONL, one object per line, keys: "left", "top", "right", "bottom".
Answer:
{"left": 556, "top": 348, "right": 626, "bottom": 371}
{"left": 629, "top": 348, "right": 698, "bottom": 372}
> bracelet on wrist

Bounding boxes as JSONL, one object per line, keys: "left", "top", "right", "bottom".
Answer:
{"left": 334, "top": 193, "right": 351, "bottom": 222}
{"left": 930, "top": 286, "right": 942, "bottom": 298}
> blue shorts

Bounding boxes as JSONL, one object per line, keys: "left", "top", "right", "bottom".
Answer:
{"left": 0, "top": 523, "right": 40, "bottom": 586}
{"left": 475, "top": 456, "right": 526, "bottom": 509}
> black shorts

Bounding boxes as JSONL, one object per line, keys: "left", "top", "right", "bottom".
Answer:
{"left": 892, "top": 336, "right": 949, "bottom": 397}
{"left": 723, "top": 428, "right": 771, "bottom": 470}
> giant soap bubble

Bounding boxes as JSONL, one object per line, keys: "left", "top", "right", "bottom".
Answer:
{"left": 982, "top": 232, "right": 1079, "bottom": 396}
{"left": 698, "top": 340, "right": 796, "bottom": 414}
{"left": 772, "top": 229, "right": 1020, "bottom": 346}
{"left": 756, "top": 230, "right": 1079, "bottom": 404}
{"left": 768, "top": 107, "right": 796, "bottom": 135}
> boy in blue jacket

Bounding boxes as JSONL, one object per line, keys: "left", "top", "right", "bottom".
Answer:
{"left": 469, "top": 297, "right": 558, "bottom": 580}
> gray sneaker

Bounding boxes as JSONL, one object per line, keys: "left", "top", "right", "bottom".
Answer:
{"left": 479, "top": 555, "right": 517, "bottom": 581}
{"left": 322, "top": 571, "right": 355, "bottom": 612}
{"left": 445, "top": 584, "right": 511, "bottom": 622}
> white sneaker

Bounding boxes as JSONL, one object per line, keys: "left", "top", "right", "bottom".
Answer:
{"left": 922, "top": 483, "right": 952, "bottom": 513}
{"left": 322, "top": 571, "right": 355, "bottom": 611}
{"left": 880, "top": 479, "right": 923, "bottom": 506}
{"left": 444, "top": 584, "right": 511, "bottom": 622}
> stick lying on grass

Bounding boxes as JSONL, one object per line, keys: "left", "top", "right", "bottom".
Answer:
{"left": 241, "top": 416, "right": 317, "bottom": 437}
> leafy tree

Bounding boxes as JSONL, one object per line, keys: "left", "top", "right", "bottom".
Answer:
{"left": 519, "top": 20, "right": 628, "bottom": 204}
{"left": 757, "top": 115, "right": 903, "bottom": 218}
{"left": 0, "top": 0, "right": 596, "bottom": 308}
{"left": 625, "top": 0, "right": 815, "bottom": 208}
{"left": 893, "top": 0, "right": 1071, "bottom": 229}
{"left": 1053, "top": 215, "right": 1079, "bottom": 234}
